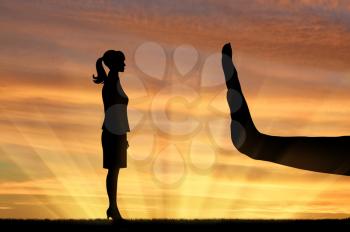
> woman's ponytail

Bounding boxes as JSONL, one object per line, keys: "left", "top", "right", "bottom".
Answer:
{"left": 92, "top": 57, "right": 107, "bottom": 84}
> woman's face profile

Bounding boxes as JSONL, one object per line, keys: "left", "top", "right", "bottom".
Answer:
{"left": 116, "top": 57, "right": 125, "bottom": 72}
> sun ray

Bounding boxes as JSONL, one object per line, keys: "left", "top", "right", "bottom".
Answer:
{"left": 0, "top": 104, "right": 100, "bottom": 218}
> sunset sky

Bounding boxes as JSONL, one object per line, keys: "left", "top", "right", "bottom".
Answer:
{"left": 1, "top": 0, "right": 350, "bottom": 219}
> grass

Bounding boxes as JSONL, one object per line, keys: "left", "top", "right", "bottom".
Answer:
{"left": 1, "top": 218, "right": 349, "bottom": 231}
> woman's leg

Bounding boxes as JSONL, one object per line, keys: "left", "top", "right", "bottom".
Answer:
{"left": 106, "top": 168, "right": 120, "bottom": 210}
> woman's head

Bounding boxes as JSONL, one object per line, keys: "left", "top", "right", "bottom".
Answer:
{"left": 103, "top": 50, "right": 125, "bottom": 72}
{"left": 92, "top": 50, "right": 125, "bottom": 84}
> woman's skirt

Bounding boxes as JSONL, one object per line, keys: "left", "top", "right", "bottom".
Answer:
{"left": 102, "top": 130, "right": 127, "bottom": 169}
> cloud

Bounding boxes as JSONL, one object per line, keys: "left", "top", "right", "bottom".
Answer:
{"left": 1, "top": 0, "right": 350, "bottom": 72}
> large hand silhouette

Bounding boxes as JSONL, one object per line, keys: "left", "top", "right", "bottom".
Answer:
{"left": 222, "top": 43, "right": 350, "bottom": 176}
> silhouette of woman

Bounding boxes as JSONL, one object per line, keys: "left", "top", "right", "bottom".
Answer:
{"left": 93, "top": 50, "right": 130, "bottom": 220}
{"left": 222, "top": 43, "right": 350, "bottom": 176}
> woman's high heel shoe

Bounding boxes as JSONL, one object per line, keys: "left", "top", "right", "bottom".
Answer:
{"left": 106, "top": 207, "right": 123, "bottom": 221}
